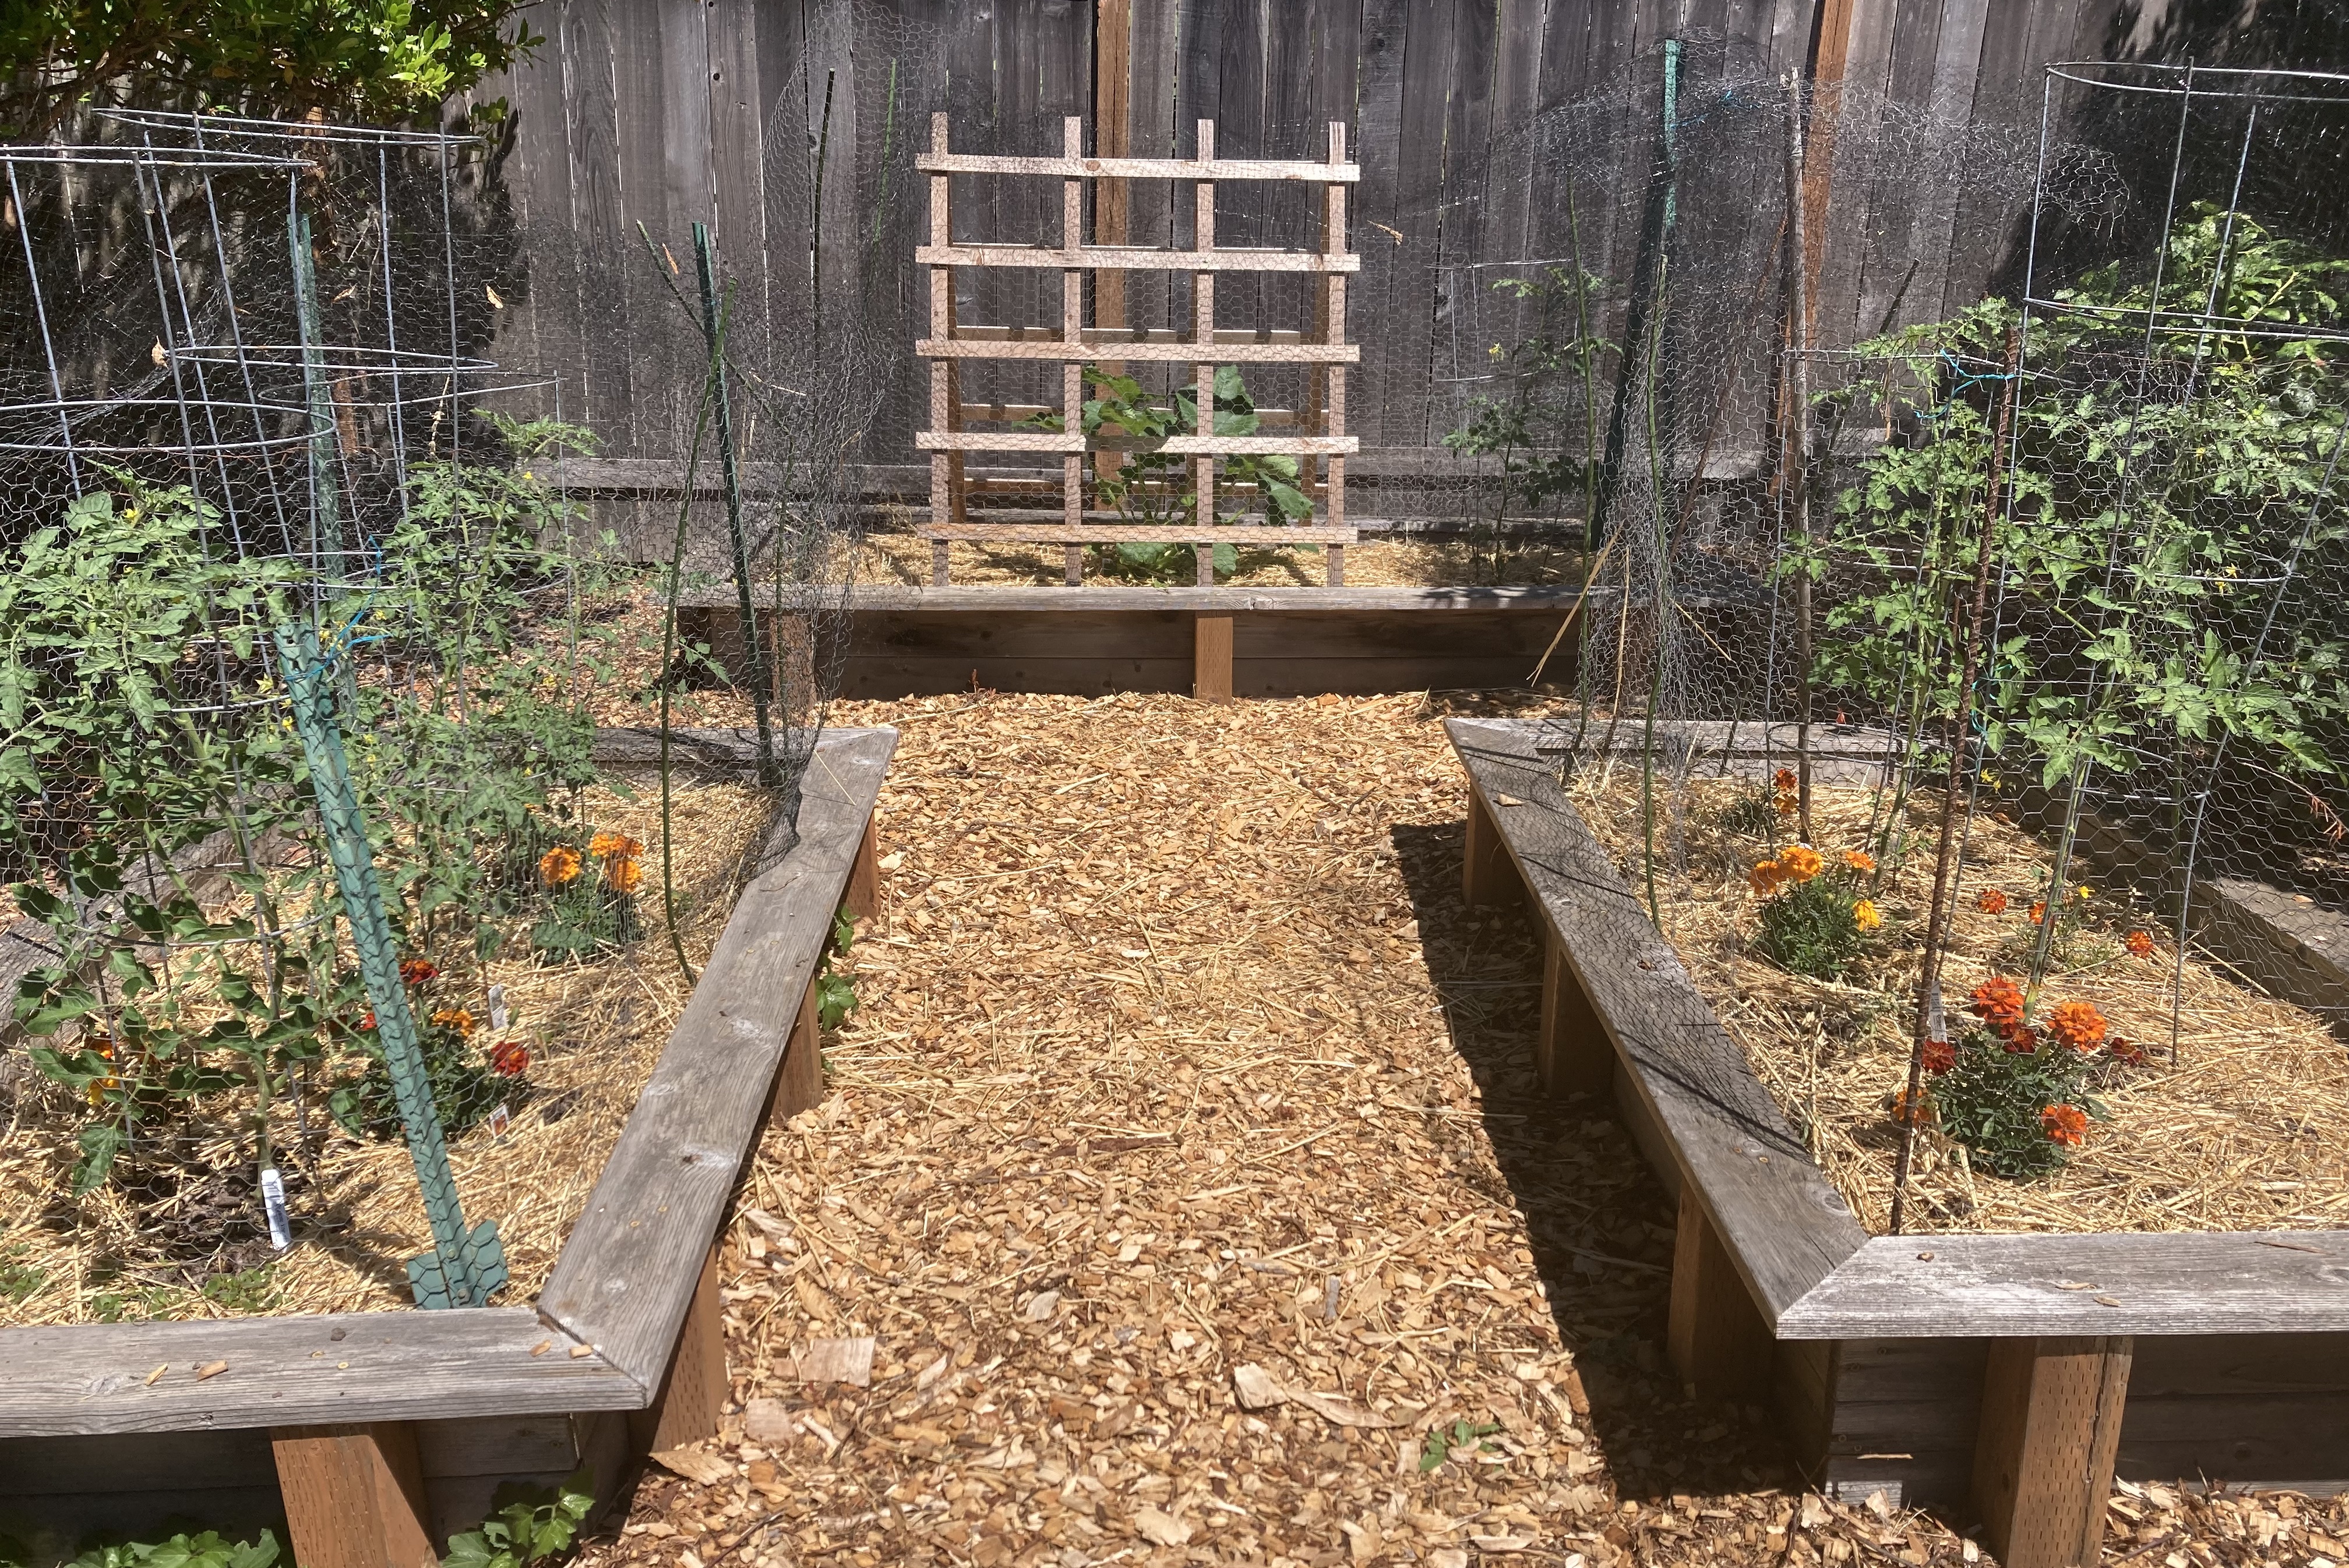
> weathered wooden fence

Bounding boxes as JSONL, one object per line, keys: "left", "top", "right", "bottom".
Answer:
{"left": 475, "top": 0, "right": 2263, "bottom": 510}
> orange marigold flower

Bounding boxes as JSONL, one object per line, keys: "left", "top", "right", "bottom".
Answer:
{"left": 606, "top": 855, "right": 644, "bottom": 895}
{"left": 2045, "top": 1000, "right": 2107, "bottom": 1051}
{"left": 432, "top": 1007, "right": 477, "bottom": 1039}
{"left": 1843, "top": 848, "right": 1878, "bottom": 874}
{"left": 2041, "top": 1103, "right": 2089, "bottom": 1146}
{"left": 1976, "top": 888, "right": 2009, "bottom": 914}
{"left": 589, "top": 831, "right": 644, "bottom": 861}
{"left": 1773, "top": 768, "right": 1797, "bottom": 792}
{"left": 1922, "top": 1037, "right": 1956, "bottom": 1075}
{"left": 2108, "top": 1035, "right": 2146, "bottom": 1065}
{"left": 1773, "top": 793, "right": 1797, "bottom": 816}
{"left": 1970, "top": 975, "right": 2026, "bottom": 1027}
{"left": 1750, "top": 859, "right": 1786, "bottom": 896}
{"left": 1778, "top": 845, "right": 1825, "bottom": 883}
{"left": 2125, "top": 929, "right": 2155, "bottom": 959}
{"left": 491, "top": 1039, "right": 531, "bottom": 1078}
{"left": 1854, "top": 898, "right": 1884, "bottom": 931}
{"left": 398, "top": 956, "right": 439, "bottom": 986}
{"left": 2002, "top": 1025, "right": 2040, "bottom": 1054}
{"left": 2028, "top": 900, "right": 2047, "bottom": 924}
{"left": 539, "top": 845, "right": 582, "bottom": 886}
{"left": 1891, "top": 1087, "right": 1934, "bottom": 1127}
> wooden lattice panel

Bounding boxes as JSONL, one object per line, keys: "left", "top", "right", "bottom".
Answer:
{"left": 917, "top": 114, "right": 1362, "bottom": 586}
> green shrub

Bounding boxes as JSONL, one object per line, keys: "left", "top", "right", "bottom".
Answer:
{"left": 1926, "top": 1030, "right": 2103, "bottom": 1181}
{"left": 443, "top": 1470, "right": 594, "bottom": 1568}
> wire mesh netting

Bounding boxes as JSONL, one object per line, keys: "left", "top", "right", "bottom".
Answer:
{"left": 0, "top": 101, "right": 879, "bottom": 1318}
{"left": 1511, "top": 51, "right": 2349, "bottom": 1231}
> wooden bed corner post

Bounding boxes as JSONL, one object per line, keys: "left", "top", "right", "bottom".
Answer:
{"left": 1462, "top": 789, "right": 1523, "bottom": 907}
{"left": 1193, "top": 613, "right": 1235, "bottom": 702}
{"left": 1971, "top": 1336, "right": 2132, "bottom": 1568}
{"left": 1666, "top": 1187, "right": 1775, "bottom": 1404}
{"left": 271, "top": 1422, "right": 436, "bottom": 1568}
{"left": 769, "top": 969, "right": 825, "bottom": 1122}
{"left": 1537, "top": 933, "right": 1611, "bottom": 1096}
{"left": 630, "top": 1246, "right": 729, "bottom": 1455}
{"left": 845, "top": 814, "right": 882, "bottom": 922}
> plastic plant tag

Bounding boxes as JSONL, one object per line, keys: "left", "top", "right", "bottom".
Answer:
{"left": 488, "top": 983, "right": 510, "bottom": 1032}
{"left": 260, "top": 1166, "right": 292, "bottom": 1250}
{"left": 486, "top": 1103, "right": 511, "bottom": 1138}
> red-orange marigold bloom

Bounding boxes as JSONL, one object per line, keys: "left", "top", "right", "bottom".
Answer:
{"left": 398, "top": 957, "right": 439, "bottom": 986}
{"left": 1970, "top": 975, "right": 2026, "bottom": 1027}
{"left": 1778, "top": 844, "right": 1825, "bottom": 883}
{"left": 2041, "top": 1103, "right": 2089, "bottom": 1146}
{"left": 2028, "top": 900, "right": 2048, "bottom": 924}
{"left": 2045, "top": 1000, "right": 2107, "bottom": 1051}
{"left": 2108, "top": 1035, "right": 2146, "bottom": 1065}
{"left": 2125, "top": 930, "right": 2156, "bottom": 959}
{"left": 491, "top": 1039, "right": 531, "bottom": 1078}
{"left": 1922, "top": 1037, "right": 1956, "bottom": 1075}
{"left": 2002, "top": 1025, "right": 2040, "bottom": 1054}
{"left": 1976, "top": 888, "right": 2009, "bottom": 914}
{"left": 1774, "top": 768, "right": 1797, "bottom": 792}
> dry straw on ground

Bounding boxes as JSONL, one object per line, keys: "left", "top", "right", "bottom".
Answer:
{"left": 1566, "top": 769, "right": 2349, "bottom": 1237}
{"left": 0, "top": 775, "right": 773, "bottom": 1324}
{"left": 555, "top": 691, "right": 2337, "bottom": 1568}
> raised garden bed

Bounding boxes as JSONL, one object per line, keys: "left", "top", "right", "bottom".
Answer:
{"left": 1448, "top": 716, "right": 2349, "bottom": 1568}
{"left": 0, "top": 725, "right": 894, "bottom": 1568}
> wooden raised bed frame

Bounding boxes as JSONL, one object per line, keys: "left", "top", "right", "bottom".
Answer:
{"left": 0, "top": 725, "right": 895, "bottom": 1568}
{"left": 1448, "top": 717, "right": 2349, "bottom": 1568}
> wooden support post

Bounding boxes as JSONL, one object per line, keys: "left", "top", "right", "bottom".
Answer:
{"left": 1092, "top": 0, "right": 1130, "bottom": 493}
{"left": 1667, "top": 1187, "right": 1775, "bottom": 1403}
{"left": 1193, "top": 119, "right": 1216, "bottom": 585}
{"left": 271, "top": 1422, "right": 436, "bottom": 1568}
{"left": 1971, "top": 1336, "right": 2132, "bottom": 1568}
{"left": 1321, "top": 120, "right": 1348, "bottom": 589}
{"left": 1537, "top": 932, "right": 1612, "bottom": 1096}
{"left": 927, "top": 112, "right": 961, "bottom": 588}
{"left": 1462, "top": 789, "right": 1523, "bottom": 907}
{"left": 769, "top": 972, "right": 824, "bottom": 1122}
{"left": 1061, "top": 115, "right": 1085, "bottom": 587}
{"left": 844, "top": 814, "right": 881, "bottom": 922}
{"left": 1193, "top": 613, "right": 1234, "bottom": 703}
{"left": 630, "top": 1247, "right": 729, "bottom": 1456}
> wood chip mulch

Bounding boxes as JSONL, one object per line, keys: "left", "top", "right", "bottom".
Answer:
{"left": 567, "top": 691, "right": 2346, "bottom": 1568}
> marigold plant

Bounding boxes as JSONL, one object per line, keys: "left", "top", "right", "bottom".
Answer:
{"left": 2125, "top": 929, "right": 2155, "bottom": 959}
{"left": 539, "top": 845, "right": 581, "bottom": 887}
{"left": 2041, "top": 1103, "right": 2089, "bottom": 1146}
{"left": 2044, "top": 999, "right": 2108, "bottom": 1051}
{"left": 1976, "top": 888, "right": 2009, "bottom": 914}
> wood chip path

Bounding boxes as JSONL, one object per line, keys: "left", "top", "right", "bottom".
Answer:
{"left": 569, "top": 692, "right": 2347, "bottom": 1568}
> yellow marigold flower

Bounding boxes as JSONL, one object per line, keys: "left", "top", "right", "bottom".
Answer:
{"left": 539, "top": 845, "right": 582, "bottom": 886}
{"left": 432, "top": 1007, "right": 477, "bottom": 1039}
{"left": 1854, "top": 898, "right": 1883, "bottom": 931}
{"left": 606, "top": 855, "right": 644, "bottom": 895}
{"left": 1842, "top": 848, "right": 1877, "bottom": 874}
{"left": 1778, "top": 844, "right": 1825, "bottom": 883}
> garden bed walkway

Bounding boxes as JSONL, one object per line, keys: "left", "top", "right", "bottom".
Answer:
{"left": 569, "top": 694, "right": 2340, "bottom": 1568}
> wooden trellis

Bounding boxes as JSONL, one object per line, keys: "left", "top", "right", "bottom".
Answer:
{"left": 916, "top": 114, "right": 1362, "bottom": 587}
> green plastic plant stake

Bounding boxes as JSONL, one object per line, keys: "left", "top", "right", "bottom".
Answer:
{"left": 272, "top": 621, "right": 506, "bottom": 1308}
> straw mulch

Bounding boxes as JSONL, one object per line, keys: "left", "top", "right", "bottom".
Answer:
{"left": 1565, "top": 769, "right": 2349, "bottom": 1237}
{"left": 0, "top": 776, "right": 773, "bottom": 1324}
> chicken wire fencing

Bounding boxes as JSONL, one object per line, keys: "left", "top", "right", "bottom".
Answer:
{"left": 0, "top": 117, "right": 683, "bottom": 1313}
{"left": 1522, "top": 54, "right": 2348, "bottom": 1068}
{"left": 545, "top": 0, "right": 941, "bottom": 807}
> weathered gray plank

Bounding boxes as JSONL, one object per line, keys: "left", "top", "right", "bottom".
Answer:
{"left": 1444, "top": 716, "right": 1869, "bottom": 1323}
{"left": 685, "top": 583, "right": 1589, "bottom": 612}
{"left": 537, "top": 726, "right": 897, "bottom": 1386}
{"left": 1779, "top": 1230, "right": 2349, "bottom": 1339}
{"left": 0, "top": 1306, "right": 637, "bottom": 1438}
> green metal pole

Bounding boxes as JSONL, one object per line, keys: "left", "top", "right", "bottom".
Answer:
{"left": 692, "top": 221, "right": 781, "bottom": 787}
{"left": 273, "top": 621, "right": 506, "bottom": 1308}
